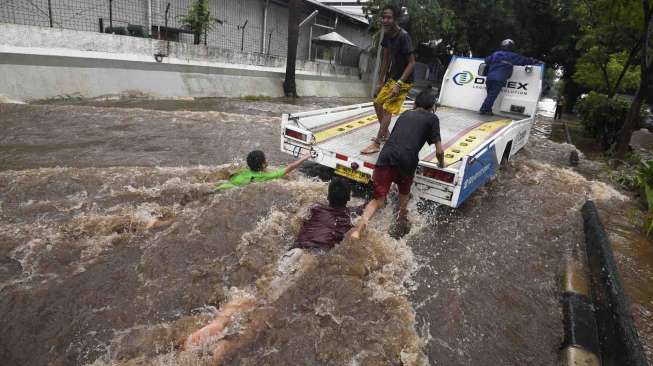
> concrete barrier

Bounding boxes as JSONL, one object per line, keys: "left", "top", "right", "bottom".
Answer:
{"left": 581, "top": 200, "right": 649, "bottom": 366}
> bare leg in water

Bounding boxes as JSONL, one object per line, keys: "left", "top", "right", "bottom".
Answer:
{"left": 349, "top": 193, "right": 409, "bottom": 240}
{"left": 394, "top": 193, "right": 411, "bottom": 237}
{"left": 361, "top": 103, "right": 392, "bottom": 154}
{"left": 184, "top": 249, "right": 316, "bottom": 364}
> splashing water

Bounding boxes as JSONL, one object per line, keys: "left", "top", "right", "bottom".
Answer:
{"left": 2, "top": 101, "right": 652, "bottom": 365}
{"left": 0, "top": 165, "right": 427, "bottom": 366}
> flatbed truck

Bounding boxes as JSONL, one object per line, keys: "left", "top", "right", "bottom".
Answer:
{"left": 280, "top": 57, "right": 543, "bottom": 208}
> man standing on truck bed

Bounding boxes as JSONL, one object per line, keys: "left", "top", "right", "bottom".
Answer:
{"left": 361, "top": 4, "right": 416, "bottom": 154}
{"left": 479, "top": 39, "right": 541, "bottom": 115}
{"left": 350, "top": 90, "right": 444, "bottom": 240}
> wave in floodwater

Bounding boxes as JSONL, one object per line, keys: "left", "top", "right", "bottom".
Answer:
{"left": 1, "top": 121, "right": 651, "bottom": 365}
{"left": 0, "top": 165, "right": 428, "bottom": 366}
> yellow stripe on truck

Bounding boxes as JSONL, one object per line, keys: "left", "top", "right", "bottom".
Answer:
{"left": 313, "top": 108, "right": 410, "bottom": 143}
{"left": 313, "top": 113, "right": 378, "bottom": 143}
{"left": 437, "top": 119, "right": 511, "bottom": 167}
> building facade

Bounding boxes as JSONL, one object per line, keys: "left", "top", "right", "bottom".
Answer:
{"left": 0, "top": 0, "right": 372, "bottom": 66}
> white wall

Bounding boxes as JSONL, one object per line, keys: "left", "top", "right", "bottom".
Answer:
{"left": 0, "top": 23, "right": 371, "bottom": 100}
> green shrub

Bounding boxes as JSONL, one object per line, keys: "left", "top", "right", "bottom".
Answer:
{"left": 576, "top": 91, "right": 645, "bottom": 150}
{"left": 636, "top": 160, "right": 653, "bottom": 236}
{"left": 127, "top": 24, "right": 146, "bottom": 38}
{"left": 242, "top": 95, "right": 271, "bottom": 101}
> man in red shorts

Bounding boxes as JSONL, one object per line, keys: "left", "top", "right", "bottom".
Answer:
{"left": 350, "top": 89, "right": 444, "bottom": 240}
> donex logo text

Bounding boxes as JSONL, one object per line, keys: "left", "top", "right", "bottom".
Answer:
{"left": 453, "top": 71, "right": 474, "bottom": 86}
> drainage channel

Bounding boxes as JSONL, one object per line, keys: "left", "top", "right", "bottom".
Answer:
{"left": 561, "top": 201, "right": 649, "bottom": 366}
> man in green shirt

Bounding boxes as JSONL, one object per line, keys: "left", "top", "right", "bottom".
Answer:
{"left": 215, "top": 150, "right": 310, "bottom": 191}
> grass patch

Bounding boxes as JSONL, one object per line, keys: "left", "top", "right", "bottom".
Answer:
{"left": 242, "top": 95, "right": 272, "bottom": 102}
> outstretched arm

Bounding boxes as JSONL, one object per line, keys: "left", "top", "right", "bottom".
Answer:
{"left": 511, "top": 53, "right": 540, "bottom": 66}
{"left": 375, "top": 49, "right": 391, "bottom": 95}
{"left": 379, "top": 48, "right": 391, "bottom": 82}
{"left": 398, "top": 53, "right": 416, "bottom": 82}
{"left": 283, "top": 153, "right": 311, "bottom": 176}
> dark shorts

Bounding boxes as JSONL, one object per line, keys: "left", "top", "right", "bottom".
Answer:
{"left": 372, "top": 166, "right": 414, "bottom": 199}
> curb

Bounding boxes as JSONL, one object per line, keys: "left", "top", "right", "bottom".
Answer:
{"left": 581, "top": 200, "right": 649, "bottom": 366}
{"left": 562, "top": 120, "right": 579, "bottom": 166}
{"left": 561, "top": 257, "right": 601, "bottom": 366}
{"left": 563, "top": 120, "right": 573, "bottom": 145}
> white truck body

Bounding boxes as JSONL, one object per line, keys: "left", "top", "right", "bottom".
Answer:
{"left": 280, "top": 57, "right": 544, "bottom": 207}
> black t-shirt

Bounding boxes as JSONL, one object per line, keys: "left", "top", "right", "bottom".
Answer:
{"left": 381, "top": 28, "right": 414, "bottom": 83}
{"left": 376, "top": 109, "right": 441, "bottom": 176}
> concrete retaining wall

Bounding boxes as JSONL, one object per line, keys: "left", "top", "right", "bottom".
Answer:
{"left": 0, "top": 23, "right": 371, "bottom": 100}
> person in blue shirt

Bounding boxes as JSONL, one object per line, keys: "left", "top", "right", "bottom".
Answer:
{"left": 479, "top": 39, "right": 541, "bottom": 115}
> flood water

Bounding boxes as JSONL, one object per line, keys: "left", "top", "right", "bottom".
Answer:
{"left": 0, "top": 98, "right": 651, "bottom": 365}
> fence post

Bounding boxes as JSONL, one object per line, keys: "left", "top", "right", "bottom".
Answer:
{"left": 47, "top": 0, "right": 53, "bottom": 27}
{"left": 147, "top": 0, "right": 152, "bottom": 37}
{"left": 109, "top": 0, "right": 113, "bottom": 31}
{"left": 267, "top": 32, "right": 272, "bottom": 55}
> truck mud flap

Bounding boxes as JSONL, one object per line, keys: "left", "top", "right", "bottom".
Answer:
{"left": 454, "top": 144, "right": 499, "bottom": 207}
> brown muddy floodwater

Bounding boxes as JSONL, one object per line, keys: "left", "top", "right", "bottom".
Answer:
{"left": 0, "top": 98, "right": 651, "bottom": 365}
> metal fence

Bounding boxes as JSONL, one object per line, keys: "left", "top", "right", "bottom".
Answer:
{"left": 0, "top": 0, "right": 287, "bottom": 56}
{"left": 0, "top": 0, "right": 146, "bottom": 34}
{"left": 0, "top": 0, "right": 368, "bottom": 66}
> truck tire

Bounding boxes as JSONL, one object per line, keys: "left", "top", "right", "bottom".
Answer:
{"left": 500, "top": 141, "right": 513, "bottom": 167}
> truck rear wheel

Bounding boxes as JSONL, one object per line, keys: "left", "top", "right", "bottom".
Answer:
{"left": 500, "top": 141, "right": 513, "bottom": 167}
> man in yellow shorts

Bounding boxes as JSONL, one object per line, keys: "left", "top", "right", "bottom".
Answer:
{"left": 361, "top": 4, "right": 416, "bottom": 154}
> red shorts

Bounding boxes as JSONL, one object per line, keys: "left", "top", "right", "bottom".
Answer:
{"left": 372, "top": 166, "right": 414, "bottom": 200}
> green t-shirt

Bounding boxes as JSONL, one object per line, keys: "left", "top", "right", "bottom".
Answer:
{"left": 214, "top": 168, "right": 286, "bottom": 191}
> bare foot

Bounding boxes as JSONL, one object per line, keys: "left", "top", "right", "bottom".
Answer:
{"left": 360, "top": 142, "right": 380, "bottom": 154}
{"left": 145, "top": 218, "right": 173, "bottom": 230}
{"left": 211, "top": 307, "right": 273, "bottom": 365}
{"left": 184, "top": 298, "right": 256, "bottom": 350}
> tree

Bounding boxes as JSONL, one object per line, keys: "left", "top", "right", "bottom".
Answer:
{"left": 179, "top": 0, "right": 219, "bottom": 45}
{"left": 362, "top": 1, "right": 581, "bottom": 106}
{"left": 617, "top": 0, "right": 653, "bottom": 153}
{"left": 573, "top": 51, "right": 640, "bottom": 94}
{"left": 574, "top": 0, "right": 643, "bottom": 97}
{"left": 363, "top": 0, "right": 456, "bottom": 51}
{"left": 283, "top": 0, "right": 303, "bottom": 97}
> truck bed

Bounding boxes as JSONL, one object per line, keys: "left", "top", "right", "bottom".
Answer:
{"left": 305, "top": 105, "right": 515, "bottom": 170}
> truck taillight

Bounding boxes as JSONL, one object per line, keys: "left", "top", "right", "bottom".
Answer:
{"left": 335, "top": 153, "right": 348, "bottom": 161}
{"left": 421, "top": 167, "right": 455, "bottom": 183}
{"left": 285, "top": 128, "right": 307, "bottom": 142}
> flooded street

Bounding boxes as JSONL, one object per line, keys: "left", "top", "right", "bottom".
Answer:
{"left": 0, "top": 98, "right": 651, "bottom": 365}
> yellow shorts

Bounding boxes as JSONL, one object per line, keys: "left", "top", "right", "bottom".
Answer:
{"left": 374, "top": 79, "right": 412, "bottom": 115}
